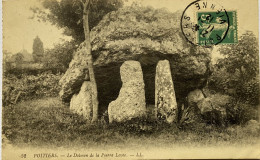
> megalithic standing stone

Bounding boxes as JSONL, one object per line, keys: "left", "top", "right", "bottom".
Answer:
{"left": 70, "top": 81, "right": 93, "bottom": 122}
{"left": 108, "top": 61, "right": 146, "bottom": 123}
{"left": 155, "top": 60, "right": 177, "bottom": 123}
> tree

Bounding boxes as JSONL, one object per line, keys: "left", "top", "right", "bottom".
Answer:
{"left": 80, "top": 0, "right": 99, "bottom": 123}
{"left": 209, "top": 31, "right": 259, "bottom": 104}
{"left": 3, "top": 50, "right": 13, "bottom": 74}
{"left": 32, "top": 36, "right": 44, "bottom": 62}
{"left": 43, "top": 40, "right": 77, "bottom": 72}
{"left": 31, "top": 0, "right": 123, "bottom": 123}
{"left": 218, "top": 31, "right": 259, "bottom": 82}
{"left": 14, "top": 53, "right": 24, "bottom": 63}
{"left": 3, "top": 50, "right": 12, "bottom": 62}
{"left": 31, "top": 0, "right": 123, "bottom": 43}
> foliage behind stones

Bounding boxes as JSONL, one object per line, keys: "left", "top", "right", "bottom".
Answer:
{"left": 33, "top": 0, "right": 123, "bottom": 42}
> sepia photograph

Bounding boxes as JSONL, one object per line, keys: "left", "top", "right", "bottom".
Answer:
{"left": 1, "top": 0, "right": 260, "bottom": 159}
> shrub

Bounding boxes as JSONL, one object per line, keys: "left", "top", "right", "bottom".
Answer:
{"left": 2, "top": 72, "right": 62, "bottom": 105}
{"left": 226, "top": 100, "right": 258, "bottom": 124}
{"left": 208, "top": 31, "right": 259, "bottom": 111}
{"left": 42, "top": 41, "right": 77, "bottom": 73}
{"left": 236, "top": 77, "right": 259, "bottom": 105}
{"left": 5, "top": 67, "right": 62, "bottom": 76}
{"left": 208, "top": 65, "right": 259, "bottom": 124}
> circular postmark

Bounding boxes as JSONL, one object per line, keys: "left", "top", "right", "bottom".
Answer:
{"left": 181, "top": 0, "right": 230, "bottom": 46}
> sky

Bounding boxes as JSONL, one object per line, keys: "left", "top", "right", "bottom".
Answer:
{"left": 2, "top": 0, "right": 259, "bottom": 54}
{"left": 3, "top": 0, "right": 71, "bottom": 54}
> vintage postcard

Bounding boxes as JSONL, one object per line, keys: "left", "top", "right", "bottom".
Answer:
{"left": 2, "top": 0, "right": 260, "bottom": 159}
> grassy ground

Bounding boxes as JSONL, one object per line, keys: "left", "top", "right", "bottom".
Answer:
{"left": 2, "top": 97, "right": 260, "bottom": 149}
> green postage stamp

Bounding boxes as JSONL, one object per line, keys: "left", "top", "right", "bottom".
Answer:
{"left": 197, "top": 11, "right": 238, "bottom": 45}
{"left": 181, "top": 0, "right": 238, "bottom": 46}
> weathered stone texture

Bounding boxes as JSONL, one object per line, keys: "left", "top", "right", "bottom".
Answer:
{"left": 59, "top": 45, "right": 90, "bottom": 103}
{"left": 155, "top": 60, "right": 177, "bottom": 123}
{"left": 108, "top": 61, "right": 146, "bottom": 123}
{"left": 188, "top": 89, "right": 205, "bottom": 106}
{"left": 186, "top": 90, "right": 230, "bottom": 125}
{"left": 70, "top": 81, "right": 92, "bottom": 121}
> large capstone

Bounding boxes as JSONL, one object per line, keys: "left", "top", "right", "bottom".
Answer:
{"left": 70, "top": 81, "right": 92, "bottom": 121}
{"left": 59, "top": 44, "right": 90, "bottom": 103}
{"left": 155, "top": 60, "right": 177, "bottom": 123}
{"left": 108, "top": 61, "right": 146, "bottom": 123}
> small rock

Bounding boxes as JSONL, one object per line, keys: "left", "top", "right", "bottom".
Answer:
{"left": 188, "top": 89, "right": 205, "bottom": 105}
{"left": 187, "top": 91, "right": 229, "bottom": 125}
{"left": 197, "top": 98, "right": 212, "bottom": 114}
{"left": 245, "top": 120, "right": 260, "bottom": 134}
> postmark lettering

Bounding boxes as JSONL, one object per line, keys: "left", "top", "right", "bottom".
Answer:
{"left": 181, "top": 0, "right": 237, "bottom": 46}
